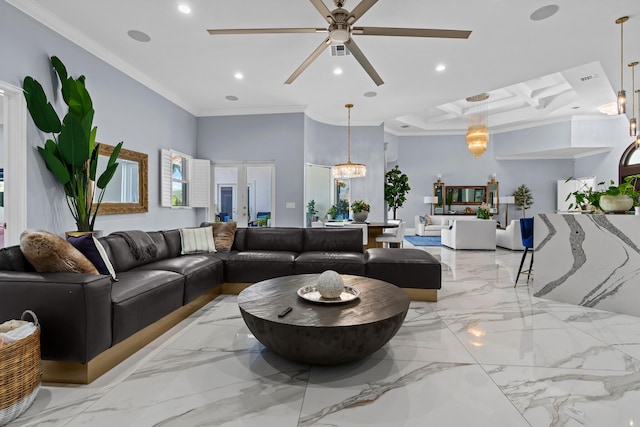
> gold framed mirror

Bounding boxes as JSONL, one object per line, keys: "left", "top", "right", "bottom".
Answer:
{"left": 445, "top": 185, "right": 486, "bottom": 205}
{"left": 94, "top": 143, "right": 148, "bottom": 215}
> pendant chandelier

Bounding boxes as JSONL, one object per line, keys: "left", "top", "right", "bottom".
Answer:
{"left": 332, "top": 103, "right": 366, "bottom": 178}
{"left": 616, "top": 16, "right": 629, "bottom": 115}
{"left": 630, "top": 61, "right": 638, "bottom": 137}
{"left": 466, "top": 93, "right": 490, "bottom": 158}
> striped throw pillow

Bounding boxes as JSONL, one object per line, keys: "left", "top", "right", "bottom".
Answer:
{"left": 179, "top": 226, "right": 216, "bottom": 254}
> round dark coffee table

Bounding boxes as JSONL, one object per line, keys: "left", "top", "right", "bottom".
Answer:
{"left": 237, "top": 274, "right": 410, "bottom": 365}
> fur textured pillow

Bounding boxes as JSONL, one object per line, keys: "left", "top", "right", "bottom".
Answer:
{"left": 20, "top": 230, "right": 98, "bottom": 274}
{"left": 212, "top": 222, "right": 237, "bottom": 252}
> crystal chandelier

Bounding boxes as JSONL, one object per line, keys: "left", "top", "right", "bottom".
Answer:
{"left": 332, "top": 104, "right": 366, "bottom": 178}
{"left": 616, "top": 16, "right": 629, "bottom": 115}
{"left": 466, "top": 93, "right": 489, "bottom": 158}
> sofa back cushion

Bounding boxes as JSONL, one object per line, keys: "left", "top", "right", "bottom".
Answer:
{"left": 161, "top": 229, "right": 182, "bottom": 258}
{"left": 303, "top": 228, "right": 363, "bottom": 253}
{"left": 0, "top": 246, "right": 35, "bottom": 272}
{"left": 100, "top": 231, "right": 171, "bottom": 272}
{"left": 245, "top": 228, "right": 304, "bottom": 252}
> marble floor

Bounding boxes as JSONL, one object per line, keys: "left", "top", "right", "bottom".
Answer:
{"left": 8, "top": 244, "right": 640, "bottom": 427}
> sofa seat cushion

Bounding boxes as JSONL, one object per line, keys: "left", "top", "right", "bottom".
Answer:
{"left": 224, "top": 251, "right": 296, "bottom": 283}
{"left": 111, "top": 270, "right": 185, "bottom": 344}
{"left": 134, "top": 254, "right": 225, "bottom": 303}
{"left": 365, "top": 248, "right": 441, "bottom": 290}
{"left": 294, "top": 251, "right": 365, "bottom": 275}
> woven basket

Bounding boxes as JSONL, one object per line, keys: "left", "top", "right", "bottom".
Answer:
{"left": 0, "top": 310, "right": 42, "bottom": 425}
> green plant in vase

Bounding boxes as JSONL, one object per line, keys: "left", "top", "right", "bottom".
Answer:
{"left": 351, "top": 200, "right": 370, "bottom": 222}
{"left": 23, "top": 56, "right": 123, "bottom": 232}
{"left": 385, "top": 165, "right": 410, "bottom": 219}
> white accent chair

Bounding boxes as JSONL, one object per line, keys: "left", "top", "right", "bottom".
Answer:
{"left": 376, "top": 220, "right": 406, "bottom": 248}
{"left": 441, "top": 219, "right": 497, "bottom": 250}
{"left": 496, "top": 220, "right": 524, "bottom": 250}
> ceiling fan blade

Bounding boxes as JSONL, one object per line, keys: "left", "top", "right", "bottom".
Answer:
{"left": 344, "top": 38, "right": 384, "bottom": 86}
{"left": 309, "top": 0, "right": 334, "bottom": 24}
{"left": 353, "top": 27, "right": 472, "bottom": 39}
{"left": 285, "top": 37, "right": 332, "bottom": 84}
{"left": 208, "top": 28, "right": 325, "bottom": 35}
{"left": 348, "top": 0, "right": 378, "bottom": 25}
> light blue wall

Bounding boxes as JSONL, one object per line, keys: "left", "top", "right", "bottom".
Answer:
{"left": 196, "top": 113, "right": 305, "bottom": 227}
{"left": 493, "top": 122, "right": 572, "bottom": 158}
{"left": 395, "top": 131, "right": 575, "bottom": 225}
{"left": 0, "top": 2, "right": 198, "bottom": 235}
{"left": 304, "top": 116, "right": 385, "bottom": 222}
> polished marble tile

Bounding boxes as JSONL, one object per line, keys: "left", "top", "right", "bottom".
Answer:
{"left": 10, "top": 247, "right": 640, "bottom": 427}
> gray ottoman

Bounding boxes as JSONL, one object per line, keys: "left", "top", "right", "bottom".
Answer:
{"left": 365, "top": 248, "right": 441, "bottom": 301}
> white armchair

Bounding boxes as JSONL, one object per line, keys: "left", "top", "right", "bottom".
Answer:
{"left": 496, "top": 220, "right": 524, "bottom": 250}
{"left": 441, "top": 220, "right": 496, "bottom": 250}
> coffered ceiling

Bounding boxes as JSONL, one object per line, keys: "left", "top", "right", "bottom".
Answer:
{"left": 7, "top": 0, "right": 640, "bottom": 134}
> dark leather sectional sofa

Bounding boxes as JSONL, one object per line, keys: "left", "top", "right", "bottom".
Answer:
{"left": 0, "top": 226, "right": 440, "bottom": 383}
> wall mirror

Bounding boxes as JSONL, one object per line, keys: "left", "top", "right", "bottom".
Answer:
{"left": 445, "top": 186, "right": 486, "bottom": 205}
{"left": 433, "top": 180, "right": 445, "bottom": 214}
{"left": 487, "top": 179, "right": 499, "bottom": 214}
{"left": 94, "top": 143, "right": 148, "bottom": 214}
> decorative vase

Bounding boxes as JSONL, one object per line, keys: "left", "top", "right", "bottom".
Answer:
{"left": 317, "top": 270, "right": 344, "bottom": 299}
{"left": 353, "top": 211, "right": 369, "bottom": 223}
{"left": 599, "top": 195, "right": 633, "bottom": 213}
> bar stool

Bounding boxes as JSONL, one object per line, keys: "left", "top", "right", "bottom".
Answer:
{"left": 514, "top": 217, "right": 534, "bottom": 287}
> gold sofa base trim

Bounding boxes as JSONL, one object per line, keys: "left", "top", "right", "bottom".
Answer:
{"left": 42, "top": 283, "right": 437, "bottom": 384}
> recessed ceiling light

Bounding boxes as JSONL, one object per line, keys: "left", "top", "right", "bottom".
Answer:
{"left": 234, "top": 72, "right": 244, "bottom": 80}
{"left": 178, "top": 4, "right": 191, "bottom": 14}
{"left": 127, "top": 30, "right": 151, "bottom": 43}
{"left": 530, "top": 5, "right": 559, "bottom": 21}
{"left": 363, "top": 91, "right": 377, "bottom": 98}
{"left": 435, "top": 64, "right": 446, "bottom": 72}
{"left": 333, "top": 68, "right": 343, "bottom": 75}
{"left": 225, "top": 95, "right": 239, "bottom": 101}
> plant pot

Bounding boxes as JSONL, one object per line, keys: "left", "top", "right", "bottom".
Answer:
{"left": 599, "top": 195, "right": 633, "bottom": 213}
{"left": 65, "top": 230, "right": 103, "bottom": 238}
{"left": 353, "top": 211, "right": 369, "bottom": 223}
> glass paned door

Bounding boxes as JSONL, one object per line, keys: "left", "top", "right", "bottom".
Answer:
{"left": 212, "top": 163, "right": 274, "bottom": 227}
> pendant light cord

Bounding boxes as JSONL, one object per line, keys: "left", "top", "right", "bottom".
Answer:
{"left": 346, "top": 103, "right": 353, "bottom": 163}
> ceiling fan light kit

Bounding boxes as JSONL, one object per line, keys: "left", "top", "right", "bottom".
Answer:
{"left": 207, "top": 0, "right": 471, "bottom": 86}
{"left": 333, "top": 103, "right": 367, "bottom": 179}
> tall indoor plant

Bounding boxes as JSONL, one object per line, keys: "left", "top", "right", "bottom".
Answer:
{"left": 23, "top": 56, "right": 123, "bottom": 232}
{"left": 513, "top": 184, "right": 534, "bottom": 217}
{"left": 385, "top": 165, "right": 411, "bottom": 220}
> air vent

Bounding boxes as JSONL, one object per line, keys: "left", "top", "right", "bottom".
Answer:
{"left": 580, "top": 74, "right": 599, "bottom": 82}
{"left": 331, "top": 45, "right": 351, "bottom": 56}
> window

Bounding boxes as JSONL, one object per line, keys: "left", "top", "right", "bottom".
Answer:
{"left": 161, "top": 149, "right": 210, "bottom": 208}
{"left": 619, "top": 142, "right": 640, "bottom": 186}
{"left": 171, "top": 152, "right": 188, "bottom": 206}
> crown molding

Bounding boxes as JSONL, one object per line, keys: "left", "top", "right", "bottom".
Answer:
{"left": 6, "top": 0, "right": 197, "bottom": 115}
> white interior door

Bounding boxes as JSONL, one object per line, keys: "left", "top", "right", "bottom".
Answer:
{"left": 212, "top": 162, "right": 274, "bottom": 227}
{"left": 0, "top": 82, "right": 27, "bottom": 247}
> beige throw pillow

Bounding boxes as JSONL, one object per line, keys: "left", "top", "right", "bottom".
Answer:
{"left": 20, "top": 230, "right": 99, "bottom": 274}
{"left": 212, "top": 222, "right": 237, "bottom": 251}
{"left": 424, "top": 215, "right": 433, "bottom": 225}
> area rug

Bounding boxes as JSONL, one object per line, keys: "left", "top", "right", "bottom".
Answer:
{"left": 404, "top": 235, "right": 442, "bottom": 246}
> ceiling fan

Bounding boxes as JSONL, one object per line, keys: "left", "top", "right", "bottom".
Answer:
{"left": 207, "top": 0, "right": 471, "bottom": 86}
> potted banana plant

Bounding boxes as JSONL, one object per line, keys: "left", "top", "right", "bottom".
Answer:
{"left": 23, "top": 56, "right": 123, "bottom": 232}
